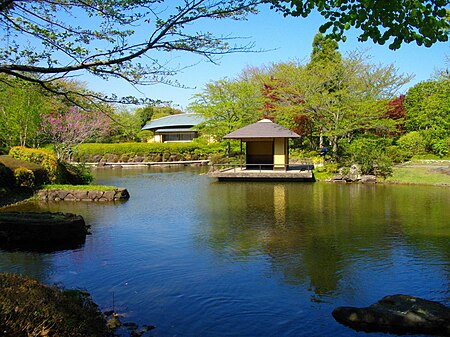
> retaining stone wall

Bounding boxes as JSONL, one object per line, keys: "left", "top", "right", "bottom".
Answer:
{"left": 36, "top": 188, "right": 130, "bottom": 202}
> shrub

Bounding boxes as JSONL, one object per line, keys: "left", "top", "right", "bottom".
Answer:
{"left": 396, "top": 132, "right": 426, "bottom": 159}
{"left": 385, "top": 145, "right": 409, "bottom": 163}
{"left": 14, "top": 167, "right": 35, "bottom": 188}
{"left": 431, "top": 138, "right": 450, "bottom": 158}
{"left": 9, "top": 146, "right": 59, "bottom": 183}
{"left": 340, "top": 137, "right": 393, "bottom": 178}
{"left": 58, "top": 162, "right": 93, "bottom": 185}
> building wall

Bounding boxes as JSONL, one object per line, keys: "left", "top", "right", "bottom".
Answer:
{"left": 246, "top": 141, "right": 273, "bottom": 167}
{"left": 148, "top": 134, "right": 163, "bottom": 143}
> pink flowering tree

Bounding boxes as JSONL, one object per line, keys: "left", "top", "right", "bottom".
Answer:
{"left": 40, "top": 107, "right": 110, "bottom": 160}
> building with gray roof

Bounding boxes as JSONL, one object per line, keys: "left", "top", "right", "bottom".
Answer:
{"left": 142, "top": 113, "right": 205, "bottom": 143}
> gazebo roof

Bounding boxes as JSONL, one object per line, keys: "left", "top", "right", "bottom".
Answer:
{"left": 223, "top": 119, "right": 300, "bottom": 139}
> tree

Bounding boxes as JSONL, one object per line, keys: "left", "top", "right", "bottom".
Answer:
{"left": 135, "top": 106, "right": 155, "bottom": 129}
{"left": 189, "top": 78, "right": 263, "bottom": 141}
{"left": 246, "top": 34, "right": 411, "bottom": 155}
{"left": 150, "top": 105, "right": 184, "bottom": 121}
{"left": 268, "top": 0, "right": 450, "bottom": 49}
{"left": 40, "top": 107, "right": 110, "bottom": 159}
{"left": 0, "top": 0, "right": 261, "bottom": 103}
{"left": 0, "top": 76, "right": 52, "bottom": 148}
{"left": 404, "top": 78, "right": 450, "bottom": 153}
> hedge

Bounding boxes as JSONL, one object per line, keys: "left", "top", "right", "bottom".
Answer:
{"left": 74, "top": 142, "right": 225, "bottom": 163}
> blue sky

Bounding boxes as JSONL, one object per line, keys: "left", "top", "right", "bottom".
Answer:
{"left": 84, "top": 5, "right": 449, "bottom": 111}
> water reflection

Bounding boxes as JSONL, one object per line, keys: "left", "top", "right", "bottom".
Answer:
{"left": 197, "top": 181, "right": 450, "bottom": 300}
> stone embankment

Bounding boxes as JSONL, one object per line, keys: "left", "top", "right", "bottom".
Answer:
{"left": 36, "top": 188, "right": 130, "bottom": 202}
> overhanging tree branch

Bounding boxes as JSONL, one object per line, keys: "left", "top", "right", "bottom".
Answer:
{"left": 0, "top": 0, "right": 263, "bottom": 103}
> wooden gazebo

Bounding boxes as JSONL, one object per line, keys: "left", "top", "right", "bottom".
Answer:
{"left": 223, "top": 119, "right": 300, "bottom": 170}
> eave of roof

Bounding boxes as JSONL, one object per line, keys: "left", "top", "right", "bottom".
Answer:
{"left": 223, "top": 119, "right": 300, "bottom": 139}
{"left": 155, "top": 128, "right": 198, "bottom": 133}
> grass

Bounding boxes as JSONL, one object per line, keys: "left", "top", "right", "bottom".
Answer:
{"left": 41, "top": 184, "right": 119, "bottom": 191}
{"left": 382, "top": 165, "right": 450, "bottom": 186}
{"left": 0, "top": 273, "right": 110, "bottom": 336}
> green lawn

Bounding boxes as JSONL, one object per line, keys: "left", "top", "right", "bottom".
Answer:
{"left": 383, "top": 165, "right": 450, "bottom": 186}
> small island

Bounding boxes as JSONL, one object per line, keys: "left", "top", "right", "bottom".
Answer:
{"left": 0, "top": 212, "right": 89, "bottom": 251}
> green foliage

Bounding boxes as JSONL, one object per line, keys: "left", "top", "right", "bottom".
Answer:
{"left": 150, "top": 105, "right": 183, "bottom": 121}
{"left": 137, "top": 130, "right": 154, "bottom": 143}
{"left": 0, "top": 273, "right": 109, "bottom": 337}
{"left": 270, "top": 0, "right": 449, "bottom": 49}
{"left": 189, "top": 78, "right": 263, "bottom": 140}
{"left": 58, "top": 163, "right": 94, "bottom": 185}
{"left": 404, "top": 78, "right": 450, "bottom": 152}
{"left": 8, "top": 146, "right": 93, "bottom": 185}
{"left": 9, "top": 146, "right": 59, "bottom": 183}
{"left": 396, "top": 131, "right": 426, "bottom": 159}
{"left": 13, "top": 167, "right": 35, "bottom": 188}
{"left": 135, "top": 105, "right": 154, "bottom": 128}
{"left": 245, "top": 36, "right": 411, "bottom": 154}
{"left": 42, "top": 184, "right": 118, "bottom": 191}
{"left": 340, "top": 137, "right": 393, "bottom": 177}
{"left": 0, "top": 1, "right": 260, "bottom": 103}
{"left": 76, "top": 142, "right": 225, "bottom": 162}
{"left": 431, "top": 138, "right": 450, "bottom": 158}
{"left": 0, "top": 75, "right": 51, "bottom": 148}
{"left": 0, "top": 155, "right": 48, "bottom": 187}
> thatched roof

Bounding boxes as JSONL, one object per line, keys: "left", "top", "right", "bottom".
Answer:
{"left": 223, "top": 119, "right": 300, "bottom": 139}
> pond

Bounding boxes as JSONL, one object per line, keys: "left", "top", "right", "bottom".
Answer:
{"left": 1, "top": 167, "right": 449, "bottom": 337}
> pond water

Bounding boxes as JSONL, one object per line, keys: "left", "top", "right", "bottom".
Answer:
{"left": 1, "top": 167, "right": 449, "bottom": 337}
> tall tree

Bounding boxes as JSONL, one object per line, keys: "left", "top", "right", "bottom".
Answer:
{"left": 0, "top": 76, "right": 51, "bottom": 148}
{"left": 268, "top": 0, "right": 450, "bottom": 49}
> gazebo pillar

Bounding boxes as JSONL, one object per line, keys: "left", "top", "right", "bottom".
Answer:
{"left": 273, "top": 138, "right": 288, "bottom": 170}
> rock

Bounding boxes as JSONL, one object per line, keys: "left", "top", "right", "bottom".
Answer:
{"left": 360, "top": 175, "right": 377, "bottom": 183}
{"left": 0, "top": 212, "right": 88, "bottom": 251}
{"left": 332, "top": 294, "right": 450, "bottom": 335}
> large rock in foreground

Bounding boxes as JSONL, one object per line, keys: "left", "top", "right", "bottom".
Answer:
{"left": 0, "top": 212, "right": 88, "bottom": 251}
{"left": 332, "top": 294, "right": 450, "bottom": 335}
